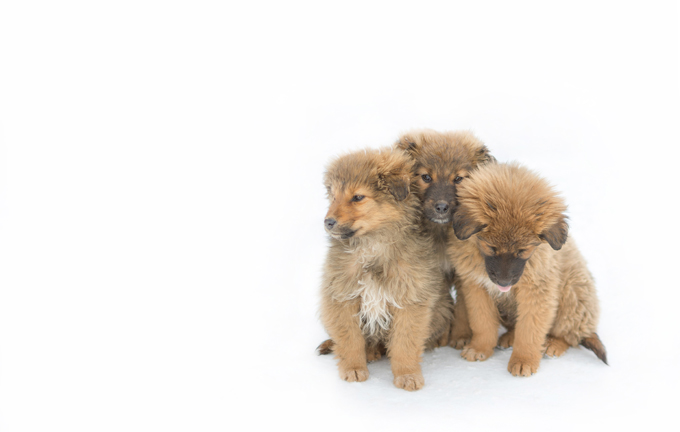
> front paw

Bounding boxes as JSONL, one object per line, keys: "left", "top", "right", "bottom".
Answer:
{"left": 339, "top": 365, "right": 369, "bottom": 382}
{"left": 461, "top": 345, "right": 494, "bottom": 361}
{"left": 393, "top": 373, "right": 424, "bottom": 391}
{"left": 508, "top": 352, "right": 541, "bottom": 377}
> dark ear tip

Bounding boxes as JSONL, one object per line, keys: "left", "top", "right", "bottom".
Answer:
{"left": 454, "top": 230, "right": 469, "bottom": 241}
{"left": 392, "top": 187, "right": 410, "bottom": 201}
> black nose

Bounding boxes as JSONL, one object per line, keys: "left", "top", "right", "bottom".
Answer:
{"left": 434, "top": 201, "right": 449, "bottom": 214}
{"left": 325, "top": 218, "right": 336, "bottom": 230}
{"left": 496, "top": 278, "right": 513, "bottom": 287}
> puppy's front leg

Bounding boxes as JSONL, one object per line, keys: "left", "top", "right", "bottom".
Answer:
{"left": 388, "top": 303, "right": 430, "bottom": 391}
{"left": 322, "top": 298, "right": 369, "bottom": 382}
{"left": 508, "top": 286, "right": 557, "bottom": 377}
{"left": 460, "top": 283, "right": 500, "bottom": 361}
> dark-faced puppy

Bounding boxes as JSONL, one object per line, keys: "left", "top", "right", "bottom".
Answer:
{"left": 318, "top": 147, "right": 453, "bottom": 391}
{"left": 394, "top": 130, "right": 495, "bottom": 348}
{"left": 449, "top": 162, "right": 607, "bottom": 376}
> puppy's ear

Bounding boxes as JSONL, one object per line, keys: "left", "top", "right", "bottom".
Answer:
{"left": 475, "top": 145, "right": 496, "bottom": 165}
{"left": 539, "top": 217, "right": 569, "bottom": 250}
{"left": 380, "top": 173, "right": 411, "bottom": 201}
{"left": 452, "top": 208, "right": 486, "bottom": 240}
{"left": 395, "top": 136, "right": 420, "bottom": 156}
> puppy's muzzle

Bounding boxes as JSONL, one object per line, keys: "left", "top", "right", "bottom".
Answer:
{"left": 324, "top": 218, "right": 355, "bottom": 239}
{"left": 324, "top": 218, "right": 336, "bottom": 230}
{"left": 434, "top": 201, "right": 449, "bottom": 214}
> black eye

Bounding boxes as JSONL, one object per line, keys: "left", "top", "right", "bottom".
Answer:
{"left": 517, "top": 249, "right": 526, "bottom": 255}
{"left": 421, "top": 174, "right": 432, "bottom": 183}
{"left": 490, "top": 246, "right": 497, "bottom": 254}
{"left": 454, "top": 176, "right": 464, "bottom": 184}
{"left": 351, "top": 195, "right": 365, "bottom": 202}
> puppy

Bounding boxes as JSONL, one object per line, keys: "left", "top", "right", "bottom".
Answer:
{"left": 394, "top": 129, "right": 495, "bottom": 348}
{"left": 318, "top": 147, "right": 452, "bottom": 391}
{"left": 449, "top": 162, "right": 607, "bottom": 376}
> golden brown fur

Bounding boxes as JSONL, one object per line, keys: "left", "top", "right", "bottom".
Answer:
{"left": 394, "top": 129, "right": 495, "bottom": 349}
{"left": 318, "top": 147, "right": 453, "bottom": 391}
{"left": 449, "top": 162, "right": 606, "bottom": 376}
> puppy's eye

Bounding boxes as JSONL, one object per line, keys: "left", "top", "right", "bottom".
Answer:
{"left": 351, "top": 195, "right": 365, "bottom": 202}
{"left": 490, "top": 246, "right": 497, "bottom": 254}
{"left": 454, "top": 176, "right": 464, "bottom": 184}
{"left": 421, "top": 174, "right": 432, "bottom": 183}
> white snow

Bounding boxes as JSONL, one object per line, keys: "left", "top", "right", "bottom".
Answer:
{"left": 0, "top": 1, "right": 678, "bottom": 432}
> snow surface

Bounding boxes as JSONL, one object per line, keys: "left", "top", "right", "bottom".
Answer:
{"left": 0, "top": 1, "right": 678, "bottom": 431}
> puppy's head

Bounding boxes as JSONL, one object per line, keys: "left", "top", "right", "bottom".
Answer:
{"left": 395, "top": 129, "right": 494, "bottom": 224}
{"left": 323, "top": 148, "right": 414, "bottom": 240}
{"left": 452, "top": 163, "right": 568, "bottom": 292}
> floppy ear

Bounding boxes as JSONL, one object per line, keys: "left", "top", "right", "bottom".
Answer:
{"left": 395, "top": 136, "right": 420, "bottom": 156}
{"left": 475, "top": 145, "right": 496, "bottom": 165}
{"left": 539, "top": 217, "right": 569, "bottom": 250}
{"left": 452, "top": 208, "right": 486, "bottom": 240}
{"left": 380, "top": 173, "right": 411, "bottom": 201}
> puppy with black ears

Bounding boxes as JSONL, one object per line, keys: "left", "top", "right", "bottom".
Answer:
{"left": 318, "top": 147, "right": 453, "bottom": 391}
{"left": 394, "top": 129, "right": 496, "bottom": 348}
{"left": 448, "top": 162, "right": 607, "bottom": 376}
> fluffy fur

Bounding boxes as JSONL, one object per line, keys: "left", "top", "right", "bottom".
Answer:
{"left": 448, "top": 162, "right": 607, "bottom": 377}
{"left": 318, "top": 147, "right": 453, "bottom": 391}
{"left": 394, "top": 129, "right": 495, "bottom": 349}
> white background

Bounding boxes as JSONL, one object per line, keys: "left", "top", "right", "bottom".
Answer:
{"left": 1, "top": 1, "right": 679, "bottom": 431}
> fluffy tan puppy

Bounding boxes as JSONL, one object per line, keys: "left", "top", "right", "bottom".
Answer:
{"left": 394, "top": 129, "right": 495, "bottom": 348}
{"left": 448, "top": 162, "right": 607, "bottom": 377}
{"left": 318, "top": 147, "right": 452, "bottom": 391}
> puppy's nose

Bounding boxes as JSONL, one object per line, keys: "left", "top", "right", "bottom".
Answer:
{"left": 324, "top": 218, "right": 337, "bottom": 230}
{"left": 496, "top": 278, "right": 513, "bottom": 287}
{"left": 435, "top": 201, "right": 449, "bottom": 214}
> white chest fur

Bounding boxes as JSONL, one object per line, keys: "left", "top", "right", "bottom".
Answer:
{"left": 344, "top": 241, "right": 401, "bottom": 335}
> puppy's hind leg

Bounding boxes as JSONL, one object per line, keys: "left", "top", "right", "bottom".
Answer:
{"left": 498, "top": 328, "right": 515, "bottom": 349}
{"left": 544, "top": 335, "right": 570, "bottom": 358}
{"left": 366, "top": 340, "right": 386, "bottom": 362}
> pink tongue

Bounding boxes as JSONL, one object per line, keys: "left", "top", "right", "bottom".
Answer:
{"left": 497, "top": 285, "right": 512, "bottom": 292}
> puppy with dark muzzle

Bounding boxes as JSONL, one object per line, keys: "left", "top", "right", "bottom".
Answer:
{"left": 394, "top": 130, "right": 495, "bottom": 348}
{"left": 448, "top": 162, "right": 607, "bottom": 376}
{"left": 317, "top": 147, "right": 453, "bottom": 391}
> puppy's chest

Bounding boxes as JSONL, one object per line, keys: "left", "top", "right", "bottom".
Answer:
{"left": 344, "top": 245, "right": 401, "bottom": 336}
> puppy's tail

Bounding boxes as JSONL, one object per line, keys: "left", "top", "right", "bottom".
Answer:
{"left": 316, "top": 339, "right": 334, "bottom": 355}
{"left": 580, "top": 333, "right": 608, "bottom": 365}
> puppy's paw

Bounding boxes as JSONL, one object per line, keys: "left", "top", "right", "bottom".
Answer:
{"left": 461, "top": 345, "right": 493, "bottom": 361}
{"left": 449, "top": 337, "right": 471, "bottom": 350}
{"left": 448, "top": 326, "right": 472, "bottom": 350}
{"left": 435, "top": 329, "right": 451, "bottom": 348}
{"left": 498, "top": 330, "right": 515, "bottom": 349}
{"left": 508, "top": 353, "right": 540, "bottom": 377}
{"left": 366, "top": 346, "right": 382, "bottom": 362}
{"left": 339, "top": 366, "right": 369, "bottom": 382}
{"left": 543, "top": 336, "right": 569, "bottom": 358}
{"left": 393, "top": 373, "right": 424, "bottom": 391}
